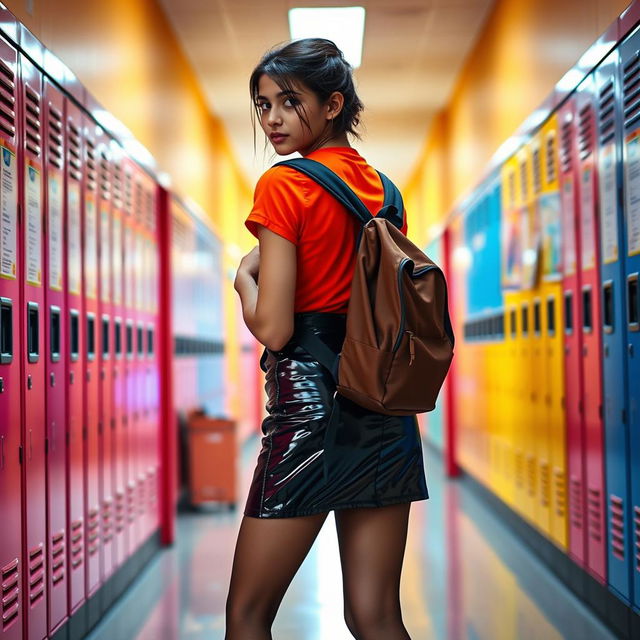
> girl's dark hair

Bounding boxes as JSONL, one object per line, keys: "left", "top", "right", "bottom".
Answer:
{"left": 250, "top": 38, "right": 364, "bottom": 146}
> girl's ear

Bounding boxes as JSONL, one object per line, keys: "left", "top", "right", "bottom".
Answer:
{"left": 326, "top": 91, "right": 345, "bottom": 121}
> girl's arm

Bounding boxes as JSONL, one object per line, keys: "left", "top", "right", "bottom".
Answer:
{"left": 234, "top": 224, "right": 296, "bottom": 351}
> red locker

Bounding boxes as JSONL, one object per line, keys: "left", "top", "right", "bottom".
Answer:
{"left": 109, "top": 142, "right": 128, "bottom": 569}
{"left": 96, "top": 129, "right": 115, "bottom": 580}
{"left": 65, "top": 98, "right": 85, "bottom": 613}
{"left": 558, "top": 99, "right": 586, "bottom": 566}
{"left": 19, "top": 52, "right": 47, "bottom": 640}
{"left": 43, "top": 76, "right": 68, "bottom": 634}
{"left": 0, "top": 35, "right": 22, "bottom": 640}
{"left": 82, "top": 116, "right": 101, "bottom": 596}
{"left": 574, "top": 75, "right": 606, "bottom": 582}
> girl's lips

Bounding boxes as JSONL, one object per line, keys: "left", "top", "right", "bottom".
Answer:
{"left": 270, "top": 133, "right": 288, "bottom": 143}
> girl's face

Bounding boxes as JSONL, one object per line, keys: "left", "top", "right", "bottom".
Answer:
{"left": 255, "top": 74, "right": 334, "bottom": 156}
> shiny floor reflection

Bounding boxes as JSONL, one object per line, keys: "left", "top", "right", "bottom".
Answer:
{"left": 85, "top": 436, "right": 617, "bottom": 640}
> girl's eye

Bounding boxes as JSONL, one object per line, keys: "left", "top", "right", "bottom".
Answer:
{"left": 284, "top": 97, "right": 298, "bottom": 107}
{"left": 257, "top": 102, "right": 269, "bottom": 112}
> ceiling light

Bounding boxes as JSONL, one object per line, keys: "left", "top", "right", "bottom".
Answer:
{"left": 288, "top": 7, "right": 366, "bottom": 69}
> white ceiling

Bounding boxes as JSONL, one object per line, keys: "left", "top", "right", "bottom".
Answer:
{"left": 158, "top": 0, "right": 495, "bottom": 186}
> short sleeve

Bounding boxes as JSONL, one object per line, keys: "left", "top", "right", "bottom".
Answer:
{"left": 245, "top": 167, "right": 307, "bottom": 245}
{"left": 400, "top": 209, "right": 408, "bottom": 235}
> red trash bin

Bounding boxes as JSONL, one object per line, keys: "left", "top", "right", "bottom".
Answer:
{"left": 186, "top": 411, "right": 237, "bottom": 508}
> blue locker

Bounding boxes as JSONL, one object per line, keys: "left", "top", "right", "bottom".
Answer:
{"left": 595, "top": 48, "right": 632, "bottom": 602}
{"left": 619, "top": 27, "right": 640, "bottom": 611}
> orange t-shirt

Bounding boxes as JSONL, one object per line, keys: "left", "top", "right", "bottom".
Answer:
{"left": 245, "top": 147, "right": 408, "bottom": 314}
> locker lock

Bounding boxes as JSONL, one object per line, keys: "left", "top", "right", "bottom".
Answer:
{"left": 629, "top": 343, "right": 635, "bottom": 357}
{"left": 70, "top": 371, "right": 74, "bottom": 385}
{"left": 0, "top": 377, "right": 3, "bottom": 393}
{"left": 50, "top": 372, "right": 55, "bottom": 387}
{"left": 27, "top": 374, "right": 32, "bottom": 390}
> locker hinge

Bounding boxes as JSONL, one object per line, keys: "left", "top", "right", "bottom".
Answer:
{"left": 66, "top": 430, "right": 70, "bottom": 447}
{"left": 17, "top": 202, "right": 21, "bottom": 226}
{"left": 599, "top": 404, "right": 603, "bottom": 420}
{"left": 83, "top": 425, "right": 87, "bottom": 440}
{"left": 44, "top": 437, "right": 48, "bottom": 455}
{"left": 18, "top": 444, "right": 23, "bottom": 465}
{"left": 622, "top": 409, "right": 627, "bottom": 424}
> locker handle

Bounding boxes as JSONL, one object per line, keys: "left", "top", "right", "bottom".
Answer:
{"left": 137, "top": 323, "right": 144, "bottom": 358}
{"left": 147, "top": 325, "right": 154, "bottom": 357}
{"left": 49, "top": 305, "right": 61, "bottom": 362}
{"left": 69, "top": 309, "right": 79, "bottom": 362}
{"left": 564, "top": 291, "right": 573, "bottom": 335}
{"left": 546, "top": 296, "right": 555, "bottom": 337}
{"left": 0, "top": 297, "right": 12, "bottom": 364}
{"left": 582, "top": 286, "right": 593, "bottom": 333}
{"left": 27, "top": 302, "right": 39, "bottom": 363}
{"left": 114, "top": 317, "right": 122, "bottom": 359}
{"left": 628, "top": 273, "right": 638, "bottom": 331}
{"left": 126, "top": 320, "right": 133, "bottom": 359}
{"left": 602, "top": 281, "right": 614, "bottom": 334}
{"left": 102, "top": 315, "right": 110, "bottom": 360}
{"left": 86, "top": 312, "right": 95, "bottom": 361}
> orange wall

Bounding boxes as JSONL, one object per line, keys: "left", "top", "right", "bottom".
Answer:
{"left": 405, "top": 0, "right": 630, "bottom": 245}
{"left": 5, "top": 0, "right": 251, "bottom": 229}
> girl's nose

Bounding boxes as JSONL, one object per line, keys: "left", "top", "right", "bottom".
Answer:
{"left": 267, "top": 108, "right": 282, "bottom": 126}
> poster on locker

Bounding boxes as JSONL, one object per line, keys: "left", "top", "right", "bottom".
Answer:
{"left": 598, "top": 144, "right": 618, "bottom": 264}
{"left": 68, "top": 182, "right": 82, "bottom": 296}
{"left": 25, "top": 160, "right": 42, "bottom": 287}
{"left": 48, "top": 170, "right": 63, "bottom": 291}
{"left": 101, "top": 206, "right": 110, "bottom": 303}
{"left": 0, "top": 140, "right": 17, "bottom": 279}
{"left": 501, "top": 204, "right": 522, "bottom": 290}
{"left": 112, "top": 211, "right": 122, "bottom": 306}
{"left": 538, "top": 190, "right": 562, "bottom": 281}
{"left": 521, "top": 203, "right": 540, "bottom": 290}
{"left": 85, "top": 193, "right": 97, "bottom": 299}
{"left": 623, "top": 129, "right": 640, "bottom": 257}
{"left": 560, "top": 176, "right": 576, "bottom": 276}
{"left": 580, "top": 166, "right": 596, "bottom": 271}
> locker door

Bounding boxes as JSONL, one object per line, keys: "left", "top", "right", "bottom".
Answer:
{"left": 619, "top": 28, "right": 640, "bottom": 609}
{"left": 595, "top": 48, "right": 631, "bottom": 603}
{"left": 0, "top": 36, "right": 22, "bottom": 640}
{"left": 19, "top": 53, "right": 47, "bottom": 640}
{"left": 539, "top": 114, "right": 567, "bottom": 550}
{"left": 65, "top": 99, "right": 85, "bottom": 612}
{"left": 575, "top": 74, "right": 606, "bottom": 583}
{"left": 122, "top": 159, "right": 139, "bottom": 553}
{"left": 558, "top": 98, "right": 586, "bottom": 565}
{"left": 43, "top": 76, "right": 68, "bottom": 634}
{"left": 110, "top": 142, "right": 127, "bottom": 568}
{"left": 82, "top": 117, "right": 100, "bottom": 596}
{"left": 96, "top": 130, "right": 114, "bottom": 580}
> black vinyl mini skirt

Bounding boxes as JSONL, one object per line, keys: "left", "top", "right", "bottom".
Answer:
{"left": 243, "top": 312, "right": 430, "bottom": 519}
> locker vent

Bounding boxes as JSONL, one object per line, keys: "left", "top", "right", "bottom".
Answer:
{"left": 87, "top": 508, "right": 100, "bottom": 556}
{"left": 532, "top": 147, "right": 542, "bottom": 194}
{"left": 124, "top": 169, "right": 133, "bottom": 215}
{"left": 28, "top": 544, "right": 45, "bottom": 606}
{"left": 100, "top": 150, "right": 110, "bottom": 200}
{"left": 508, "top": 170, "right": 516, "bottom": 208}
{"left": 519, "top": 160, "right": 528, "bottom": 202}
{"left": 127, "top": 481, "right": 137, "bottom": 523}
{"left": 598, "top": 80, "right": 614, "bottom": 146}
{"left": 554, "top": 468, "right": 566, "bottom": 517}
{"left": 24, "top": 84, "right": 41, "bottom": 156}
{"left": 623, "top": 52, "right": 640, "bottom": 130}
{"left": 138, "top": 475, "right": 146, "bottom": 516}
{"left": 50, "top": 530, "right": 65, "bottom": 586}
{"left": 560, "top": 120, "right": 572, "bottom": 173}
{"left": 113, "top": 161, "right": 123, "bottom": 209}
{"left": 85, "top": 137, "right": 96, "bottom": 190}
{"left": 578, "top": 103, "right": 593, "bottom": 160}
{"left": 545, "top": 134, "right": 556, "bottom": 184}
{"left": 540, "top": 461, "right": 550, "bottom": 507}
{"left": 70, "top": 519, "right": 83, "bottom": 569}
{"left": 148, "top": 468, "right": 158, "bottom": 509}
{"left": 570, "top": 476, "right": 583, "bottom": 528}
{"left": 1, "top": 558, "right": 19, "bottom": 630}
{"left": 610, "top": 494, "right": 625, "bottom": 560}
{"left": 635, "top": 506, "right": 640, "bottom": 570}
{"left": 115, "top": 489, "right": 126, "bottom": 533}
{"left": 527, "top": 454, "right": 536, "bottom": 497}
{"left": 0, "top": 58, "right": 16, "bottom": 140}
{"left": 67, "top": 120, "right": 81, "bottom": 181}
{"left": 103, "top": 497, "right": 113, "bottom": 543}
{"left": 146, "top": 188, "right": 156, "bottom": 232}
{"left": 515, "top": 450, "right": 524, "bottom": 488}
{"left": 134, "top": 180, "right": 144, "bottom": 223}
{"left": 587, "top": 487, "right": 602, "bottom": 542}
{"left": 47, "top": 105, "right": 63, "bottom": 169}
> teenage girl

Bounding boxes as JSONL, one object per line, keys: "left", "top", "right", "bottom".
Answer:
{"left": 226, "top": 38, "right": 429, "bottom": 640}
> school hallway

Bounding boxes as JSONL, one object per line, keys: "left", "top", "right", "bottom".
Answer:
{"left": 83, "top": 438, "right": 615, "bottom": 640}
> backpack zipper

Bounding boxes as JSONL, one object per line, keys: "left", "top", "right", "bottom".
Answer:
{"left": 393, "top": 259, "right": 440, "bottom": 353}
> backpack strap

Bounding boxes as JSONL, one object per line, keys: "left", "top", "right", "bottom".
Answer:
{"left": 376, "top": 170, "right": 405, "bottom": 229}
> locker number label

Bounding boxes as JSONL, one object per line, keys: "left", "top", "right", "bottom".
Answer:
{"left": 25, "top": 161, "right": 42, "bottom": 287}
{"left": 48, "top": 172, "right": 63, "bottom": 291}
{"left": 0, "top": 142, "right": 17, "bottom": 280}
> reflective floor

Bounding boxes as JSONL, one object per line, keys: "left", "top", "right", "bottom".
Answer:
{"left": 86, "top": 435, "right": 617, "bottom": 640}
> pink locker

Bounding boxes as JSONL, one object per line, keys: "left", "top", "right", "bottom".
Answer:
{"left": 0, "top": 34, "right": 22, "bottom": 640}
{"left": 19, "top": 52, "right": 47, "bottom": 640}
{"left": 109, "top": 142, "right": 127, "bottom": 568}
{"left": 64, "top": 98, "right": 85, "bottom": 613}
{"left": 43, "top": 76, "right": 68, "bottom": 634}
{"left": 574, "top": 76, "right": 606, "bottom": 582}
{"left": 122, "top": 157, "right": 139, "bottom": 554}
{"left": 82, "top": 116, "right": 101, "bottom": 596}
{"left": 96, "top": 129, "right": 115, "bottom": 580}
{"left": 558, "top": 99, "right": 586, "bottom": 567}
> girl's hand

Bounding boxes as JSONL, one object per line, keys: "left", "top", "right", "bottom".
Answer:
{"left": 237, "top": 246, "right": 260, "bottom": 283}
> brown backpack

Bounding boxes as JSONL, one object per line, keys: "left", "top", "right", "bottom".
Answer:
{"left": 273, "top": 158, "right": 455, "bottom": 416}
